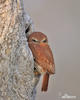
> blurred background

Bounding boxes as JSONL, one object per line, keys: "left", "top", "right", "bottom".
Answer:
{"left": 23, "top": 0, "right": 80, "bottom": 100}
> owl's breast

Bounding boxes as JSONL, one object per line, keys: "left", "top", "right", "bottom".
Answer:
{"left": 29, "top": 43, "right": 55, "bottom": 74}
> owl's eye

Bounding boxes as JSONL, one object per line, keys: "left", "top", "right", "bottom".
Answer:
{"left": 42, "top": 39, "right": 47, "bottom": 43}
{"left": 32, "top": 38, "right": 38, "bottom": 42}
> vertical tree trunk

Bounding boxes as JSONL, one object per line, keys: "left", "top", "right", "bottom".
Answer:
{"left": 0, "top": 0, "right": 35, "bottom": 100}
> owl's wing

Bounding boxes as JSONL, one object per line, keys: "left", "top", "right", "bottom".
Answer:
{"left": 36, "top": 45, "right": 55, "bottom": 74}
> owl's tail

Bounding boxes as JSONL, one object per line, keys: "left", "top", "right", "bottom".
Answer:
{"left": 41, "top": 73, "right": 49, "bottom": 92}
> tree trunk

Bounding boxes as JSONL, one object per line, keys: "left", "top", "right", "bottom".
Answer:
{"left": 0, "top": 0, "right": 35, "bottom": 100}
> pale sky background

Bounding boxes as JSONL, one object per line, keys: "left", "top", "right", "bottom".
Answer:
{"left": 23, "top": 0, "right": 80, "bottom": 100}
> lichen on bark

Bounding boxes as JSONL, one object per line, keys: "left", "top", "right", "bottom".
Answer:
{"left": 0, "top": 0, "right": 35, "bottom": 100}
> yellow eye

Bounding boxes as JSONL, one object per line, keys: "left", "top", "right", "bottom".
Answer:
{"left": 42, "top": 39, "right": 47, "bottom": 43}
{"left": 32, "top": 38, "right": 38, "bottom": 42}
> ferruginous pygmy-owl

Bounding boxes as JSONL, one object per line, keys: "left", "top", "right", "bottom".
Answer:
{"left": 27, "top": 32, "right": 55, "bottom": 92}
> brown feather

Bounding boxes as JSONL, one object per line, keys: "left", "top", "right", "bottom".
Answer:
{"left": 41, "top": 73, "right": 49, "bottom": 92}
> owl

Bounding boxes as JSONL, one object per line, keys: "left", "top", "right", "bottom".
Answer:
{"left": 27, "top": 32, "right": 55, "bottom": 91}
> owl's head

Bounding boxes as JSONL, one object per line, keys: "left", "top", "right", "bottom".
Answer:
{"left": 27, "top": 32, "right": 48, "bottom": 44}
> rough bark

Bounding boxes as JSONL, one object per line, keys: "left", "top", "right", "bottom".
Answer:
{"left": 0, "top": 0, "right": 35, "bottom": 100}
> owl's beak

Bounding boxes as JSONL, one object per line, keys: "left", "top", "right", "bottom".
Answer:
{"left": 40, "top": 42, "right": 47, "bottom": 46}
